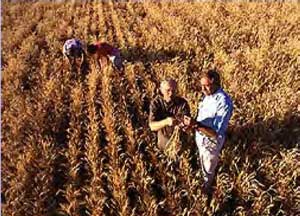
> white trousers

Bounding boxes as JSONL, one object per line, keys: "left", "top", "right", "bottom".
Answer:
{"left": 195, "top": 134, "right": 224, "bottom": 188}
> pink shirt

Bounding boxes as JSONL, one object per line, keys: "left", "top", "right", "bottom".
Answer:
{"left": 96, "top": 42, "right": 119, "bottom": 56}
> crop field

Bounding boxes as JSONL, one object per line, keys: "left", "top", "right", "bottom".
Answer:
{"left": 1, "top": 1, "right": 300, "bottom": 216}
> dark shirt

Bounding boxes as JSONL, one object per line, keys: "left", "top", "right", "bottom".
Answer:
{"left": 149, "top": 95, "right": 190, "bottom": 150}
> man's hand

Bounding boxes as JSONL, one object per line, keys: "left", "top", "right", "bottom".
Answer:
{"left": 183, "top": 115, "right": 192, "bottom": 127}
{"left": 188, "top": 118, "right": 217, "bottom": 139}
{"left": 149, "top": 116, "right": 179, "bottom": 132}
{"left": 177, "top": 115, "right": 195, "bottom": 132}
{"left": 166, "top": 117, "right": 179, "bottom": 126}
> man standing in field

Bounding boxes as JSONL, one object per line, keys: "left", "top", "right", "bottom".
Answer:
{"left": 186, "top": 70, "right": 233, "bottom": 193}
{"left": 63, "top": 38, "right": 86, "bottom": 68}
{"left": 87, "top": 42, "right": 124, "bottom": 72}
{"left": 149, "top": 78, "right": 191, "bottom": 152}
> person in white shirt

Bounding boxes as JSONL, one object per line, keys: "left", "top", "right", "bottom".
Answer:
{"left": 184, "top": 70, "right": 233, "bottom": 193}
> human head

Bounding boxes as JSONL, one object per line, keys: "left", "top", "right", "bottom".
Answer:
{"left": 87, "top": 44, "right": 98, "bottom": 54}
{"left": 160, "top": 78, "right": 177, "bottom": 102}
{"left": 69, "top": 46, "right": 83, "bottom": 58}
{"left": 200, "top": 69, "right": 221, "bottom": 96}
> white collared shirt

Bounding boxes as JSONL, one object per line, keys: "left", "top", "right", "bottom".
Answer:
{"left": 195, "top": 88, "right": 233, "bottom": 147}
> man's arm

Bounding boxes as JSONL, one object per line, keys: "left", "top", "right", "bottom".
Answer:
{"left": 195, "top": 98, "right": 233, "bottom": 139}
{"left": 148, "top": 99, "right": 178, "bottom": 131}
{"left": 96, "top": 58, "right": 102, "bottom": 70}
{"left": 65, "top": 55, "right": 72, "bottom": 66}
{"left": 149, "top": 117, "right": 176, "bottom": 131}
{"left": 81, "top": 50, "right": 86, "bottom": 64}
{"left": 213, "top": 98, "right": 233, "bottom": 137}
{"left": 182, "top": 115, "right": 217, "bottom": 138}
{"left": 194, "top": 122, "right": 217, "bottom": 139}
{"left": 99, "top": 55, "right": 108, "bottom": 70}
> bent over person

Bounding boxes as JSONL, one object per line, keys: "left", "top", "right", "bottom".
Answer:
{"left": 188, "top": 70, "right": 233, "bottom": 193}
{"left": 63, "top": 38, "right": 86, "bottom": 68}
{"left": 149, "top": 78, "right": 191, "bottom": 151}
{"left": 87, "top": 42, "right": 124, "bottom": 72}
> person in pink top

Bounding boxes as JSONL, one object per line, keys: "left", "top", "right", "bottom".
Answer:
{"left": 87, "top": 42, "right": 124, "bottom": 72}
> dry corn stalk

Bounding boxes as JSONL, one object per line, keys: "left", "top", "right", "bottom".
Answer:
{"left": 165, "top": 126, "right": 181, "bottom": 160}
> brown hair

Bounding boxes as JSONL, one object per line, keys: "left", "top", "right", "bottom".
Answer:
{"left": 202, "top": 69, "right": 221, "bottom": 87}
{"left": 87, "top": 44, "right": 98, "bottom": 54}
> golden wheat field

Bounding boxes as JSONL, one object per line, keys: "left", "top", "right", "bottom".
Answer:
{"left": 1, "top": 1, "right": 300, "bottom": 216}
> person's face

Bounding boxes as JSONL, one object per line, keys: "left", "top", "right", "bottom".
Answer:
{"left": 74, "top": 57, "right": 82, "bottom": 66}
{"left": 160, "top": 82, "right": 176, "bottom": 102}
{"left": 200, "top": 77, "right": 214, "bottom": 96}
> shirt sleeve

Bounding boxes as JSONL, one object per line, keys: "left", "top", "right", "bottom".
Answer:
{"left": 181, "top": 100, "right": 191, "bottom": 117}
{"left": 149, "top": 99, "right": 159, "bottom": 122}
{"left": 214, "top": 98, "right": 233, "bottom": 136}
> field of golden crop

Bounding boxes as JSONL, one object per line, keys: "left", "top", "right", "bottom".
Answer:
{"left": 2, "top": 1, "right": 300, "bottom": 215}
